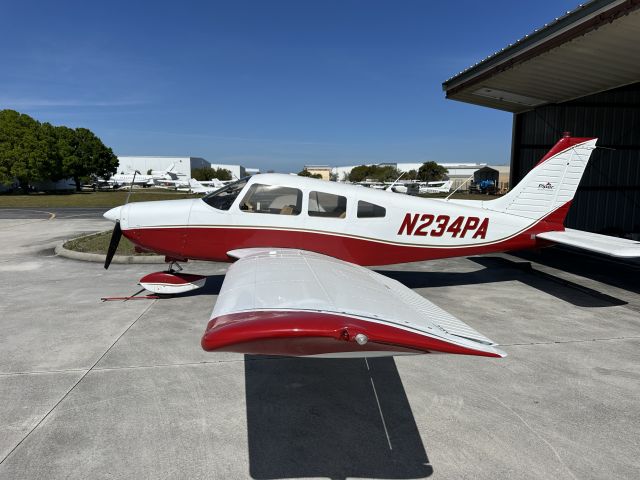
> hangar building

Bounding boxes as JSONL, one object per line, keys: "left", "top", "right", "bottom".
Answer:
{"left": 443, "top": 0, "right": 640, "bottom": 236}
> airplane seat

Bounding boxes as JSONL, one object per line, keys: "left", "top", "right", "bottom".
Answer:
{"left": 280, "top": 205, "right": 295, "bottom": 215}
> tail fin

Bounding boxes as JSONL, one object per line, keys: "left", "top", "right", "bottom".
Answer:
{"left": 486, "top": 135, "right": 597, "bottom": 222}
{"left": 189, "top": 178, "right": 204, "bottom": 190}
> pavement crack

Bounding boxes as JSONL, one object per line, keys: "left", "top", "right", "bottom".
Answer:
{"left": 486, "top": 392, "right": 578, "bottom": 480}
{"left": 0, "top": 300, "right": 156, "bottom": 466}
{"left": 502, "top": 335, "right": 640, "bottom": 347}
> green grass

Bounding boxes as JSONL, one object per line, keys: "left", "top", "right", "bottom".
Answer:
{"left": 63, "top": 230, "right": 153, "bottom": 256}
{"left": 0, "top": 189, "right": 200, "bottom": 208}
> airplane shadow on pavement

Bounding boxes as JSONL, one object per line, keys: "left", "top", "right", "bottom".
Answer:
{"left": 244, "top": 355, "right": 433, "bottom": 480}
{"left": 378, "top": 254, "right": 626, "bottom": 308}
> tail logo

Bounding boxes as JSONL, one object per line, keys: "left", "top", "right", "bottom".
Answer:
{"left": 538, "top": 182, "right": 554, "bottom": 190}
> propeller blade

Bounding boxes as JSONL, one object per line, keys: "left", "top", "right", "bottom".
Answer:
{"left": 104, "top": 221, "right": 122, "bottom": 270}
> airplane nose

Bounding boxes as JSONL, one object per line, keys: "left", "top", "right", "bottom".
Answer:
{"left": 104, "top": 206, "right": 122, "bottom": 223}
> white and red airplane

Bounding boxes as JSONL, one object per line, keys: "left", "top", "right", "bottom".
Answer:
{"left": 102, "top": 135, "right": 640, "bottom": 359}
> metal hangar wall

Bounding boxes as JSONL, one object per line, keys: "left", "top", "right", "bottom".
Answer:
{"left": 442, "top": 0, "right": 640, "bottom": 237}
{"left": 512, "top": 82, "right": 640, "bottom": 235}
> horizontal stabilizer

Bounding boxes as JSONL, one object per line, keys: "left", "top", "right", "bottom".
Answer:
{"left": 537, "top": 229, "right": 640, "bottom": 258}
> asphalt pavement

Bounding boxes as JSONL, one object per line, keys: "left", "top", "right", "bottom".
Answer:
{"left": 0, "top": 207, "right": 108, "bottom": 220}
{"left": 0, "top": 213, "right": 639, "bottom": 479}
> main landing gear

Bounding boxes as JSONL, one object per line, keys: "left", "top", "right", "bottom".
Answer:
{"left": 138, "top": 260, "right": 207, "bottom": 295}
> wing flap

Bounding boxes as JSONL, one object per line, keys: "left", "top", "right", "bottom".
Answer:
{"left": 204, "top": 248, "right": 505, "bottom": 358}
{"left": 537, "top": 229, "right": 640, "bottom": 258}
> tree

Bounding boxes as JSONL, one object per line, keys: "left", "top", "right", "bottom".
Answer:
{"left": 193, "top": 167, "right": 232, "bottom": 181}
{"left": 404, "top": 169, "right": 418, "bottom": 180}
{"left": 212, "top": 167, "right": 232, "bottom": 181}
{"left": 192, "top": 167, "right": 214, "bottom": 181}
{"left": 348, "top": 165, "right": 372, "bottom": 182}
{"left": 191, "top": 167, "right": 232, "bottom": 182}
{"left": 0, "top": 109, "right": 118, "bottom": 192}
{"left": 59, "top": 127, "right": 119, "bottom": 191}
{"left": 0, "top": 110, "right": 54, "bottom": 191}
{"left": 418, "top": 161, "right": 448, "bottom": 182}
{"left": 348, "top": 164, "right": 401, "bottom": 183}
{"left": 298, "top": 169, "right": 322, "bottom": 179}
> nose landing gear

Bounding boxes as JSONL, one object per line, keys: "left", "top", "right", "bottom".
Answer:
{"left": 139, "top": 261, "right": 206, "bottom": 295}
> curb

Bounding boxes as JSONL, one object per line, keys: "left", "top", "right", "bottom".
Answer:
{"left": 55, "top": 242, "right": 166, "bottom": 264}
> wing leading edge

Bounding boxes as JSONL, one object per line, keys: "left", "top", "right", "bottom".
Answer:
{"left": 201, "top": 249, "right": 505, "bottom": 358}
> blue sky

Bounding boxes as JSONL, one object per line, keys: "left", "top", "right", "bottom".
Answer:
{"left": 1, "top": 0, "right": 579, "bottom": 171}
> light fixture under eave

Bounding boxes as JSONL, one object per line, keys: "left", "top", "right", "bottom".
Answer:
{"left": 472, "top": 87, "right": 547, "bottom": 107}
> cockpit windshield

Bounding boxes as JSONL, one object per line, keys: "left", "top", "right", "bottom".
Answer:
{"left": 202, "top": 177, "right": 249, "bottom": 210}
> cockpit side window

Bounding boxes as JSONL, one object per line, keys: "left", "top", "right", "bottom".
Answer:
{"left": 239, "top": 184, "right": 302, "bottom": 215}
{"left": 357, "top": 200, "right": 386, "bottom": 218}
{"left": 308, "top": 191, "right": 347, "bottom": 218}
{"left": 202, "top": 178, "right": 248, "bottom": 211}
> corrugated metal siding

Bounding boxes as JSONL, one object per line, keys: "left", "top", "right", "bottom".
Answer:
{"left": 512, "top": 82, "right": 640, "bottom": 234}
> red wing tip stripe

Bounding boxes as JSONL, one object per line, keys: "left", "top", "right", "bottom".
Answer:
{"left": 201, "top": 311, "right": 504, "bottom": 358}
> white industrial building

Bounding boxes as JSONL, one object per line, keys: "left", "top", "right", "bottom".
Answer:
{"left": 116, "top": 156, "right": 211, "bottom": 178}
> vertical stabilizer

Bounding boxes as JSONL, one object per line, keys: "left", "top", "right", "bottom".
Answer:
{"left": 486, "top": 135, "right": 597, "bottom": 222}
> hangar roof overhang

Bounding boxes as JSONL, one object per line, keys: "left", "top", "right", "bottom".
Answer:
{"left": 442, "top": 0, "right": 640, "bottom": 113}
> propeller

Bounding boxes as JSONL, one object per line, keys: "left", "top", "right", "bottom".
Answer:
{"left": 105, "top": 170, "right": 137, "bottom": 270}
{"left": 104, "top": 221, "right": 122, "bottom": 269}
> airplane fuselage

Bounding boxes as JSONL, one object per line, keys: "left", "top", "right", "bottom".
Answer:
{"left": 113, "top": 174, "right": 564, "bottom": 265}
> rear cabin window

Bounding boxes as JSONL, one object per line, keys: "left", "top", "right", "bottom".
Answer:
{"left": 239, "top": 184, "right": 302, "bottom": 215}
{"left": 202, "top": 178, "right": 248, "bottom": 211}
{"left": 357, "top": 200, "right": 386, "bottom": 218}
{"left": 308, "top": 191, "right": 347, "bottom": 218}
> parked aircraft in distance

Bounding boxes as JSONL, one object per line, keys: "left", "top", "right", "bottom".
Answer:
{"left": 390, "top": 179, "right": 452, "bottom": 195}
{"left": 102, "top": 164, "right": 180, "bottom": 187}
{"left": 102, "top": 135, "right": 640, "bottom": 359}
{"left": 177, "top": 178, "right": 226, "bottom": 194}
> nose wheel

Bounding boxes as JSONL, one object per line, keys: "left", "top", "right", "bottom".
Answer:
{"left": 139, "top": 262, "right": 206, "bottom": 295}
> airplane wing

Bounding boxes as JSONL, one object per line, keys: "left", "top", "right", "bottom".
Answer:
{"left": 537, "top": 228, "right": 640, "bottom": 258}
{"left": 201, "top": 248, "right": 505, "bottom": 358}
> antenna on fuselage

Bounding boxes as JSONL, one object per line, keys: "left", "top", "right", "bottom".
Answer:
{"left": 444, "top": 174, "right": 473, "bottom": 201}
{"left": 125, "top": 170, "right": 140, "bottom": 204}
{"left": 385, "top": 172, "right": 405, "bottom": 192}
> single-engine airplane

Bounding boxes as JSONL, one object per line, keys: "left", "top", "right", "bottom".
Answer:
{"left": 102, "top": 134, "right": 640, "bottom": 359}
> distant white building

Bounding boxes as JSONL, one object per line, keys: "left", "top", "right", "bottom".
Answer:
{"left": 116, "top": 156, "right": 210, "bottom": 178}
